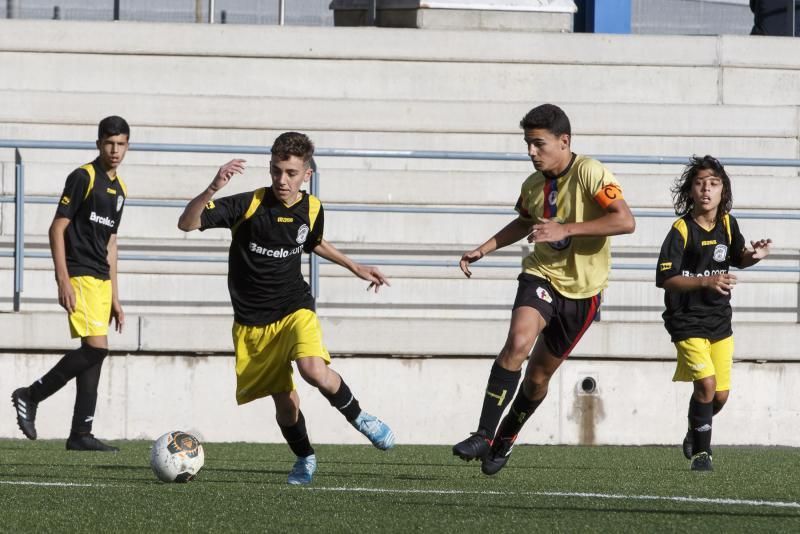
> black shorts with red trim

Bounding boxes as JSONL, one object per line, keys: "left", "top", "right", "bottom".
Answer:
{"left": 512, "top": 273, "right": 601, "bottom": 359}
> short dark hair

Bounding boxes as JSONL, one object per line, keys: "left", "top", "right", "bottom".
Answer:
{"left": 271, "top": 132, "right": 314, "bottom": 167}
{"left": 519, "top": 104, "right": 571, "bottom": 137}
{"left": 671, "top": 155, "right": 733, "bottom": 223}
{"left": 97, "top": 116, "right": 130, "bottom": 140}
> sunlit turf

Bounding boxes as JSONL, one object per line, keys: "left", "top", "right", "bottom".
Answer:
{"left": 1, "top": 439, "right": 799, "bottom": 532}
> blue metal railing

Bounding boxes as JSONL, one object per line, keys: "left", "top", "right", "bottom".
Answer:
{"left": 2, "top": 139, "right": 799, "bottom": 311}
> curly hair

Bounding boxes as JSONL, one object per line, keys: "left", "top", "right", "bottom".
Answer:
{"left": 271, "top": 132, "right": 314, "bottom": 167}
{"left": 671, "top": 155, "right": 733, "bottom": 223}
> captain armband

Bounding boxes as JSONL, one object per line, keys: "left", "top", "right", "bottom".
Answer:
{"left": 594, "top": 184, "right": 624, "bottom": 209}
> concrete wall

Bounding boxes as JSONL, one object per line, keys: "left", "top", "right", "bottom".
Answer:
{"left": 1, "top": 313, "right": 799, "bottom": 445}
{"left": 2, "top": 352, "right": 798, "bottom": 446}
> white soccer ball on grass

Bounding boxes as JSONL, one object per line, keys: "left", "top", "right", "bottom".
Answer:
{"left": 150, "top": 430, "right": 205, "bottom": 483}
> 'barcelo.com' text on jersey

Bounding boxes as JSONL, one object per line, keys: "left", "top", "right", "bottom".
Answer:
{"left": 656, "top": 213, "right": 747, "bottom": 342}
{"left": 56, "top": 159, "right": 127, "bottom": 280}
{"left": 200, "top": 187, "right": 324, "bottom": 326}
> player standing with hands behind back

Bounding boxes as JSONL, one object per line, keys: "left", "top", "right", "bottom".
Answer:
{"left": 656, "top": 155, "right": 771, "bottom": 471}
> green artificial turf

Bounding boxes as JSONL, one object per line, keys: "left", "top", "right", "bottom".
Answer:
{"left": 1, "top": 440, "right": 798, "bottom": 533}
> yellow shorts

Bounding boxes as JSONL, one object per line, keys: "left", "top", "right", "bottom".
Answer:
{"left": 232, "top": 308, "right": 330, "bottom": 405}
{"left": 673, "top": 336, "right": 733, "bottom": 391}
{"left": 68, "top": 276, "right": 111, "bottom": 339}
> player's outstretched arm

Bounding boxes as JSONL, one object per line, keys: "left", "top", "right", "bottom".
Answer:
{"left": 312, "top": 239, "right": 390, "bottom": 293}
{"left": 460, "top": 217, "right": 531, "bottom": 278}
{"left": 49, "top": 215, "right": 76, "bottom": 313}
{"left": 177, "top": 159, "right": 245, "bottom": 232}
{"left": 107, "top": 233, "right": 124, "bottom": 333}
{"left": 738, "top": 238, "right": 772, "bottom": 268}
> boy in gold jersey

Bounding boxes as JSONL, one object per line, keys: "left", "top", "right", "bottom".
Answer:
{"left": 178, "top": 132, "right": 395, "bottom": 485}
{"left": 452, "top": 104, "right": 636, "bottom": 475}
{"left": 11, "top": 116, "right": 129, "bottom": 451}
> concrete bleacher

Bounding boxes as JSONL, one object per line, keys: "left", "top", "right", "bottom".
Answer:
{"left": 0, "top": 19, "right": 798, "bottom": 444}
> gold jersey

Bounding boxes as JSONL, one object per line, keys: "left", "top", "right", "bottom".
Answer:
{"left": 514, "top": 154, "right": 624, "bottom": 299}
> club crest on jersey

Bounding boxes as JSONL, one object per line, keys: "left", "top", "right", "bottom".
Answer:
{"left": 296, "top": 224, "right": 309, "bottom": 244}
{"left": 713, "top": 244, "right": 727, "bottom": 262}
{"left": 116, "top": 195, "right": 124, "bottom": 212}
{"left": 536, "top": 287, "right": 553, "bottom": 304}
{"left": 548, "top": 190, "right": 558, "bottom": 206}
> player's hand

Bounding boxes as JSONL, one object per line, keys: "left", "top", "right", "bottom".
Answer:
{"left": 705, "top": 273, "right": 737, "bottom": 295}
{"left": 356, "top": 265, "right": 391, "bottom": 293}
{"left": 56, "top": 278, "right": 76, "bottom": 313}
{"left": 210, "top": 159, "right": 246, "bottom": 193}
{"left": 459, "top": 249, "right": 484, "bottom": 278}
{"left": 528, "top": 217, "right": 567, "bottom": 243}
{"left": 750, "top": 238, "right": 772, "bottom": 260}
{"left": 110, "top": 300, "right": 125, "bottom": 333}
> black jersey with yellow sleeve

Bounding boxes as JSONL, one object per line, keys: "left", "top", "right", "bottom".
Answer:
{"left": 200, "top": 187, "right": 324, "bottom": 326}
{"left": 55, "top": 158, "right": 127, "bottom": 279}
{"left": 655, "top": 213, "right": 746, "bottom": 342}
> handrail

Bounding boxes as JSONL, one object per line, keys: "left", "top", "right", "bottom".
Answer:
{"left": 3, "top": 139, "right": 800, "bottom": 167}
{"left": 2, "top": 139, "right": 799, "bottom": 311}
{"left": 2, "top": 195, "right": 798, "bottom": 220}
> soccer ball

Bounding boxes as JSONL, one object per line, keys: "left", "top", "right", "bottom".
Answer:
{"left": 150, "top": 431, "right": 205, "bottom": 483}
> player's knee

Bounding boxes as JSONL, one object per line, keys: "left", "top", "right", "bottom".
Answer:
{"left": 273, "top": 394, "right": 299, "bottom": 425}
{"left": 296, "top": 357, "right": 327, "bottom": 387}
{"left": 500, "top": 333, "right": 534, "bottom": 361}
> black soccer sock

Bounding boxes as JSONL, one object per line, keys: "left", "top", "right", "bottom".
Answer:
{"left": 494, "top": 390, "right": 544, "bottom": 443}
{"left": 279, "top": 411, "right": 315, "bottom": 458}
{"left": 321, "top": 380, "right": 362, "bottom": 422}
{"left": 71, "top": 360, "right": 105, "bottom": 435}
{"left": 29, "top": 344, "right": 108, "bottom": 403}
{"left": 688, "top": 396, "right": 713, "bottom": 456}
{"left": 477, "top": 362, "right": 522, "bottom": 438}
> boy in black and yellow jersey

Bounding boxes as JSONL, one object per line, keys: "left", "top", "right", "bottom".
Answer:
{"left": 656, "top": 155, "right": 771, "bottom": 471}
{"left": 178, "top": 132, "right": 395, "bottom": 485}
{"left": 452, "top": 104, "right": 636, "bottom": 475}
{"left": 11, "top": 116, "right": 129, "bottom": 451}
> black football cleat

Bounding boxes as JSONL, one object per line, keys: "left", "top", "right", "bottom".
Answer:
{"left": 11, "top": 387, "right": 38, "bottom": 440}
{"left": 481, "top": 437, "right": 515, "bottom": 476}
{"left": 452, "top": 432, "right": 491, "bottom": 461}
{"left": 66, "top": 433, "right": 119, "bottom": 452}
{"left": 690, "top": 452, "right": 713, "bottom": 472}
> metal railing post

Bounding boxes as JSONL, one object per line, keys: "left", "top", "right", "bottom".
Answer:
{"left": 367, "top": 0, "right": 377, "bottom": 25}
{"left": 309, "top": 159, "right": 320, "bottom": 299}
{"left": 208, "top": 0, "right": 215, "bottom": 23}
{"left": 278, "top": 0, "right": 285, "bottom": 25}
{"left": 13, "top": 149, "right": 24, "bottom": 311}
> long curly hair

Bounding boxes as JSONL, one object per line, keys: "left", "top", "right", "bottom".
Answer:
{"left": 671, "top": 155, "right": 733, "bottom": 223}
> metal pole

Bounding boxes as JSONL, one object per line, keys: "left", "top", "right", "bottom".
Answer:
{"left": 367, "top": 0, "right": 377, "bottom": 25}
{"left": 113, "top": 0, "right": 120, "bottom": 20}
{"left": 208, "top": 0, "right": 215, "bottom": 23}
{"left": 195, "top": 0, "right": 203, "bottom": 22}
{"left": 309, "top": 159, "right": 320, "bottom": 299}
{"left": 13, "top": 149, "right": 24, "bottom": 311}
{"left": 7, "top": 0, "right": 19, "bottom": 18}
{"left": 278, "top": 0, "right": 285, "bottom": 25}
{"left": 792, "top": 0, "right": 797, "bottom": 37}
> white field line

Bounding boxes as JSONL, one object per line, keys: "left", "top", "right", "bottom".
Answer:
{"left": 304, "top": 486, "right": 800, "bottom": 510}
{"left": 0, "top": 480, "right": 107, "bottom": 487}
{"left": 3, "top": 480, "right": 799, "bottom": 510}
